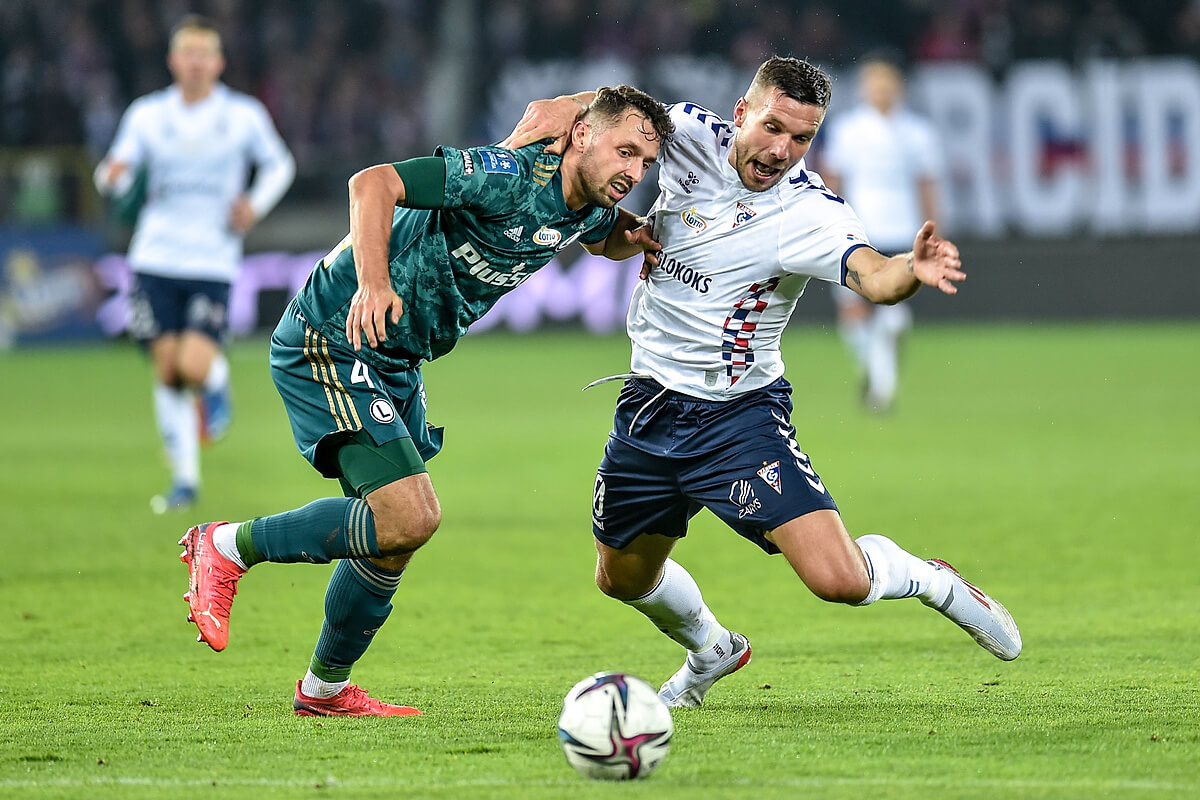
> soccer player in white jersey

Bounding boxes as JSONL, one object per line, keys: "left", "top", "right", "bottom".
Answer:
{"left": 503, "top": 56, "right": 1021, "bottom": 707}
{"left": 94, "top": 15, "right": 295, "bottom": 513}
{"left": 820, "top": 55, "right": 944, "bottom": 413}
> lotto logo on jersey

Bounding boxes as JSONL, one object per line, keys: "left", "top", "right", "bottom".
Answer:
{"left": 681, "top": 207, "right": 707, "bottom": 231}
{"left": 532, "top": 226, "right": 562, "bottom": 247}
{"left": 480, "top": 149, "right": 519, "bottom": 175}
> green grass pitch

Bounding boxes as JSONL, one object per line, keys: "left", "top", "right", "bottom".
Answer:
{"left": 1, "top": 322, "right": 1197, "bottom": 799}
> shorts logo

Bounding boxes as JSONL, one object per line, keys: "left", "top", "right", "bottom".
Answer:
{"left": 533, "top": 226, "right": 562, "bottom": 247}
{"left": 756, "top": 461, "right": 782, "bottom": 495}
{"left": 369, "top": 397, "right": 396, "bottom": 424}
{"left": 681, "top": 207, "right": 707, "bottom": 231}
{"left": 592, "top": 475, "right": 606, "bottom": 530}
{"left": 729, "top": 480, "right": 762, "bottom": 519}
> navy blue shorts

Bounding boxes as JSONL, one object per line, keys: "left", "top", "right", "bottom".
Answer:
{"left": 127, "top": 272, "right": 230, "bottom": 344}
{"left": 592, "top": 377, "right": 838, "bottom": 555}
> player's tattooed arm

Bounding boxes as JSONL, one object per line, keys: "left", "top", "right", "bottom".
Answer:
{"left": 846, "top": 221, "right": 964, "bottom": 303}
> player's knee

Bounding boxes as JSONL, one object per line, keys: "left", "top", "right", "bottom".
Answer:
{"left": 594, "top": 564, "right": 652, "bottom": 602}
{"left": 807, "top": 566, "right": 870, "bottom": 605}
{"left": 371, "top": 498, "right": 441, "bottom": 555}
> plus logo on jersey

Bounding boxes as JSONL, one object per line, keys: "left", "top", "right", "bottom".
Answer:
{"left": 451, "top": 241, "right": 532, "bottom": 288}
{"left": 732, "top": 202, "right": 757, "bottom": 229}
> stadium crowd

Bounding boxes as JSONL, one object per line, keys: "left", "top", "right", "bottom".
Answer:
{"left": 2, "top": 0, "right": 1197, "bottom": 199}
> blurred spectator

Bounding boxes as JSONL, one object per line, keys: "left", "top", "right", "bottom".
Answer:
{"left": 1075, "top": 0, "right": 1145, "bottom": 62}
{"left": 1, "top": 0, "right": 1193, "bottom": 218}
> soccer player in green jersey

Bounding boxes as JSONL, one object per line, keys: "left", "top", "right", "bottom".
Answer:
{"left": 178, "top": 85, "right": 674, "bottom": 716}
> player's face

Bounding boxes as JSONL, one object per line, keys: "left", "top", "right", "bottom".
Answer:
{"left": 168, "top": 30, "right": 225, "bottom": 96}
{"left": 862, "top": 63, "right": 903, "bottom": 113}
{"left": 572, "top": 112, "right": 662, "bottom": 209}
{"left": 729, "top": 88, "right": 825, "bottom": 192}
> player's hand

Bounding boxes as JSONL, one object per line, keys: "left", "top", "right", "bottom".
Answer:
{"left": 499, "top": 97, "right": 583, "bottom": 152}
{"left": 622, "top": 221, "right": 662, "bottom": 279}
{"left": 910, "top": 220, "right": 964, "bottom": 295}
{"left": 346, "top": 281, "right": 403, "bottom": 351}
{"left": 229, "top": 196, "right": 258, "bottom": 234}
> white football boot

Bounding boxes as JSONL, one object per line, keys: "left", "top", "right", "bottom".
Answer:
{"left": 923, "top": 559, "right": 1022, "bottom": 660}
{"left": 658, "top": 632, "right": 752, "bottom": 708}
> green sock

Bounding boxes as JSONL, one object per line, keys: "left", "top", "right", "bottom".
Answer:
{"left": 311, "top": 559, "right": 402, "bottom": 674}
{"left": 234, "top": 521, "right": 263, "bottom": 567}
{"left": 238, "top": 497, "right": 380, "bottom": 565}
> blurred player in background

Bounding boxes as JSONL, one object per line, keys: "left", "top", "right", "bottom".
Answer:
{"left": 820, "top": 54, "right": 943, "bottom": 413}
{"left": 94, "top": 15, "right": 295, "bottom": 512}
{"left": 178, "top": 86, "right": 674, "bottom": 716}
{"left": 504, "top": 56, "right": 1019, "bottom": 708}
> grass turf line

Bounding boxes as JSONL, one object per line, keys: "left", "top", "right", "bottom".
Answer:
{"left": 0, "top": 322, "right": 1197, "bottom": 799}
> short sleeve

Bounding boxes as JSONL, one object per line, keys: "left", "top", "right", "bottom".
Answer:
{"left": 437, "top": 144, "right": 526, "bottom": 213}
{"left": 579, "top": 206, "right": 619, "bottom": 244}
{"left": 778, "top": 190, "right": 873, "bottom": 285}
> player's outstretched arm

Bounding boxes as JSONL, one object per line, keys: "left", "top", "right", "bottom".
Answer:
{"left": 583, "top": 209, "right": 662, "bottom": 268}
{"left": 345, "top": 164, "right": 406, "bottom": 351}
{"left": 500, "top": 91, "right": 595, "bottom": 151}
{"left": 845, "top": 221, "right": 964, "bottom": 304}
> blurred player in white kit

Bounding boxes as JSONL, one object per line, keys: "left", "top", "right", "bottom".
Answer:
{"left": 95, "top": 15, "right": 295, "bottom": 512}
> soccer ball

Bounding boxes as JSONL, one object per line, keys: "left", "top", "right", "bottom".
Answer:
{"left": 557, "top": 672, "right": 673, "bottom": 780}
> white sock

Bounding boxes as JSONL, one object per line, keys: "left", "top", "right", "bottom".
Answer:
{"left": 301, "top": 670, "right": 349, "bottom": 699}
{"left": 855, "top": 534, "right": 950, "bottom": 606}
{"left": 153, "top": 382, "right": 200, "bottom": 488}
{"left": 625, "top": 559, "right": 730, "bottom": 665}
{"left": 838, "top": 317, "right": 870, "bottom": 370}
{"left": 204, "top": 352, "right": 230, "bottom": 392}
{"left": 212, "top": 522, "right": 248, "bottom": 570}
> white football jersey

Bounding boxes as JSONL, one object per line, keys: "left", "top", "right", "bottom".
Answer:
{"left": 821, "top": 104, "right": 942, "bottom": 252}
{"left": 100, "top": 83, "right": 295, "bottom": 282}
{"left": 628, "top": 103, "right": 872, "bottom": 400}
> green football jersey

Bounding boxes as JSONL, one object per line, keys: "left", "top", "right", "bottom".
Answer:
{"left": 295, "top": 142, "right": 618, "bottom": 371}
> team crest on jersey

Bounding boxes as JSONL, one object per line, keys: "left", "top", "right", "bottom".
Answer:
{"left": 533, "top": 226, "right": 562, "bottom": 247}
{"left": 681, "top": 207, "right": 707, "bottom": 231}
{"left": 480, "top": 149, "right": 519, "bottom": 175}
{"left": 732, "top": 202, "right": 757, "bottom": 229}
{"left": 369, "top": 397, "right": 396, "bottom": 424}
{"left": 504, "top": 225, "right": 524, "bottom": 242}
{"left": 756, "top": 461, "right": 782, "bottom": 495}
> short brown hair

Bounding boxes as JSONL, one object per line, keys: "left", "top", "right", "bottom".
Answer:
{"left": 586, "top": 85, "right": 675, "bottom": 144}
{"left": 749, "top": 57, "right": 832, "bottom": 110}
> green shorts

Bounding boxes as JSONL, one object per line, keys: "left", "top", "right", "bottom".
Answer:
{"left": 269, "top": 302, "right": 444, "bottom": 488}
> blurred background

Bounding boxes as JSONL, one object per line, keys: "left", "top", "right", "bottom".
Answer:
{"left": 2, "top": 0, "right": 1199, "bottom": 347}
